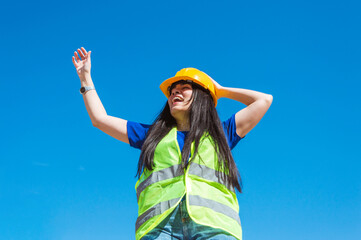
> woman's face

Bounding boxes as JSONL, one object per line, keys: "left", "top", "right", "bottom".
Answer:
{"left": 168, "top": 82, "right": 193, "bottom": 118}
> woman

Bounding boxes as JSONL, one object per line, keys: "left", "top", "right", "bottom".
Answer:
{"left": 72, "top": 47, "right": 273, "bottom": 240}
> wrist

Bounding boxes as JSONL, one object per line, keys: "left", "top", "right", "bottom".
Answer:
{"left": 80, "top": 85, "right": 95, "bottom": 94}
{"left": 79, "top": 73, "right": 93, "bottom": 86}
{"left": 215, "top": 86, "right": 227, "bottom": 98}
{"left": 79, "top": 72, "right": 91, "bottom": 80}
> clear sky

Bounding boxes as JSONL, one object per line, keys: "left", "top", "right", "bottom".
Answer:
{"left": 0, "top": 0, "right": 360, "bottom": 239}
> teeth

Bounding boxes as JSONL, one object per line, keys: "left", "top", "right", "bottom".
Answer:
{"left": 173, "top": 97, "right": 183, "bottom": 103}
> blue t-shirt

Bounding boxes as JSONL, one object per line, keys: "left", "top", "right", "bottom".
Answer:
{"left": 127, "top": 114, "right": 245, "bottom": 151}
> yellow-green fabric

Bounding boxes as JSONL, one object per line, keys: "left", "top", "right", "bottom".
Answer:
{"left": 135, "top": 127, "right": 242, "bottom": 240}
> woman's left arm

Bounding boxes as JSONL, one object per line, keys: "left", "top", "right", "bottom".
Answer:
{"left": 212, "top": 78, "right": 273, "bottom": 138}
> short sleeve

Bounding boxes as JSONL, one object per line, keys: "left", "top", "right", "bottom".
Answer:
{"left": 127, "top": 121, "right": 151, "bottom": 149}
{"left": 222, "top": 113, "right": 245, "bottom": 150}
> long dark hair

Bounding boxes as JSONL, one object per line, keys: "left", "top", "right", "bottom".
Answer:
{"left": 136, "top": 81, "right": 242, "bottom": 192}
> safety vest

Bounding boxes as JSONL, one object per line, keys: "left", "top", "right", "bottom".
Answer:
{"left": 135, "top": 127, "right": 242, "bottom": 240}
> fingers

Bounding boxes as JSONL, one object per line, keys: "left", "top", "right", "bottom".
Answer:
{"left": 74, "top": 51, "right": 81, "bottom": 62}
{"left": 80, "top": 47, "right": 87, "bottom": 56}
{"left": 72, "top": 47, "right": 91, "bottom": 64}
{"left": 77, "top": 48, "right": 86, "bottom": 59}
{"left": 72, "top": 56, "right": 77, "bottom": 66}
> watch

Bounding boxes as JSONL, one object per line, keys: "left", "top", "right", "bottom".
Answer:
{"left": 80, "top": 86, "right": 95, "bottom": 94}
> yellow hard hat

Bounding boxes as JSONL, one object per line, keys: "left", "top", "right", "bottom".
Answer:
{"left": 160, "top": 68, "right": 218, "bottom": 107}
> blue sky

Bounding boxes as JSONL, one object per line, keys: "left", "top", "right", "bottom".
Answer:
{"left": 0, "top": 0, "right": 360, "bottom": 239}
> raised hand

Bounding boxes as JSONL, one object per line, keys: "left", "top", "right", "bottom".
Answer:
{"left": 72, "top": 47, "right": 91, "bottom": 77}
{"left": 206, "top": 73, "right": 222, "bottom": 98}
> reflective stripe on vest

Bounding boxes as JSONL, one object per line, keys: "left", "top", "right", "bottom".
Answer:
{"left": 136, "top": 162, "right": 235, "bottom": 201}
{"left": 135, "top": 197, "right": 181, "bottom": 231}
{"left": 188, "top": 195, "right": 241, "bottom": 226}
{"left": 135, "top": 128, "right": 242, "bottom": 240}
{"left": 188, "top": 162, "right": 235, "bottom": 193}
{"left": 135, "top": 195, "right": 241, "bottom": 232}
{"left": 136, "top": 164, "right": 184, "bottom": 201}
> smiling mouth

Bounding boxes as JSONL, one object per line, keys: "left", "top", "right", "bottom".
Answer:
{"left": 172, "top": 96, "right": 184, "bottom": 104}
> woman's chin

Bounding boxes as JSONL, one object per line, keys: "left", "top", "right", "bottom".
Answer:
{"left": 170, "top": 108, "right": 189, "bottom": 119}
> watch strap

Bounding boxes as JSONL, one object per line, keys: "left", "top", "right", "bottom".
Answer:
{"left": 80, "top": 86, "right": 95, "bottom": 94}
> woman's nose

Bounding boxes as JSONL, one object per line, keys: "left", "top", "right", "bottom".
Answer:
{"left": 172, "top": 89, "right": 180, "bottom": 95}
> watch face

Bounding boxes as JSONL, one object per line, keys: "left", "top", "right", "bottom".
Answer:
{"left": 80, "top": 87, "right": 85, "bottom": 93}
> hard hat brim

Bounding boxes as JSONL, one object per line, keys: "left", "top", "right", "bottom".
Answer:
{"left": 160, "top": 76, "right": 218, "bottom": 107}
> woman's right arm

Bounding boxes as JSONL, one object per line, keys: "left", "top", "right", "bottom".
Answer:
{"left": 72, "top": 47, "right": 129, "bottom": 144}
